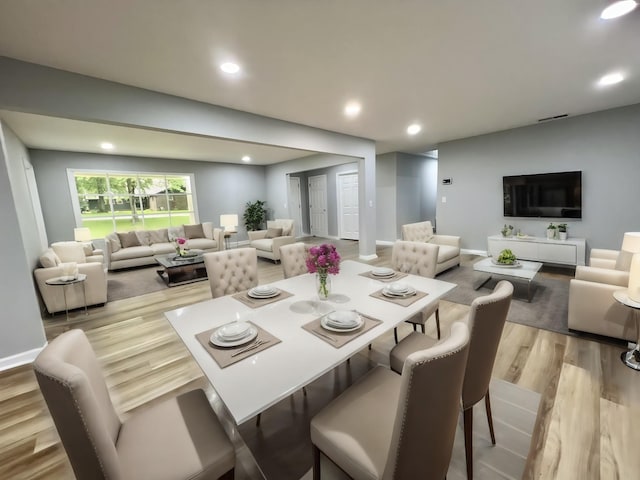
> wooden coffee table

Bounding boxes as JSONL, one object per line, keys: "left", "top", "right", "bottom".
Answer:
{"left": 473, "top": 257, "right": 543, "bottom": 302}
{"left": 155, "top": 251, "right": 208, "bottom": 287}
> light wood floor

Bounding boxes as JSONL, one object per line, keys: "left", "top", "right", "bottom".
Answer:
{"left": 1, "top": 239, "right": 639, "bottom": 479}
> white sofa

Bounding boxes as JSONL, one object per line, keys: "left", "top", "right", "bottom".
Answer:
{"left": 104, "top": 222, "right": 224, "bottom": 271}
{"left": 568, "top": 248, "right": 636, "bottom": 341}
{"left": 401, "top": 221, "right": 461, "bottom": 274}
{"left": 34, "top": 241, "right": 107, "bottom": 314}
{"left": 248, "top": 219, "right": 296, "bottom": 262}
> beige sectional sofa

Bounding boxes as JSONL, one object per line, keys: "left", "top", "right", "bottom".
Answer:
{"left": 34, "top": 241, "right": 107, "bottom": 314}
{"left": 105, "top": 222, "right": 224, "bottom": 271}
{"left": 401, "top": 221, "right": 461, "bottom": 274}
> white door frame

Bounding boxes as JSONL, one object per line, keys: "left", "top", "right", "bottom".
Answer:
{"left": 336, "top": 170, "right": 359, "bottom": 240}
{"left": 287, "top": 175, "right": 304, "bottom": 237}
{"left": 308, "top": 174, "right": 328, "bottom": 237}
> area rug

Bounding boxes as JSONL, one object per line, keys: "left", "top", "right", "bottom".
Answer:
{"left": 107, "top": 265, "right": 167, "bottom": 302}
{"left": 437, "top": 262, "right": 573, "bottom": 336}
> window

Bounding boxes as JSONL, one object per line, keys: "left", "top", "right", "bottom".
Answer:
{"left": 70, "top": 170, "right": 197, "bottom": 239}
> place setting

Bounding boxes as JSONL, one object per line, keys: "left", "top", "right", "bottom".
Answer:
{"left": 359, "top": 266, "right": 408, "bottom": 283}
{"left": 302, "top": 309, "right": 382, "bottom": 348}
{"left": 195, "top": 319, "right": 281, "bottom": 368}
{"left": 370, "top": 281, "right": 428, "bottom": 307}
{"left": 232, "top": 284, "right": 294, "bottom": 308}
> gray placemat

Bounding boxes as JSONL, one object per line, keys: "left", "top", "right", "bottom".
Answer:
{"left": 302, "top": 312, "right": 382, "bottom": 348}
{"left": 232, "top": 289, "right": 294, "bottom": 309}
{"left": 358, "top": 271, "right": 408, "bottom": 283}
{"left": 195, "top": 321, "right": 281, "bottom": 369}
{"left": 369, "top": 288, "right": 428, "bottom": 307}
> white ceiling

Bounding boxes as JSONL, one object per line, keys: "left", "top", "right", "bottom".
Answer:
{"left": 0, "top": 0, "right": 639, "bottom": 163}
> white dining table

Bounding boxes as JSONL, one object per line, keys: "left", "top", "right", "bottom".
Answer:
{"left": 165, "top": 260, "right": 456, "bottom": 425}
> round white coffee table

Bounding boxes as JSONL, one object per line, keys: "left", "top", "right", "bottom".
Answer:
{"left": 613, "top": 289, "right": 640, "bottom": 370}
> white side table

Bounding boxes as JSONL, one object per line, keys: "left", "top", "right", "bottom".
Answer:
{"left": 613, "top": 290, "right": 640, "bottom": 370}
{"left": 45, "top": 274, "right": 88, "bottom": 320}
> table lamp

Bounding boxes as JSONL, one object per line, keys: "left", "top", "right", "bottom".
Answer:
{"left": 74, "top": 227, "right": 92, "bottom": 242}
{"left": 622, "top": 232, "right": 640, "bottom": 302}
{"left": 220, "top": 214, "right": 238, "bottom": 232}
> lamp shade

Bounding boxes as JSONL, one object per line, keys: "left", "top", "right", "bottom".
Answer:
{"left": 220, "top": 214, "right": 238, "bottom": 231}
{"left": 74, "top": 227, "right": 92, "bottom": 242}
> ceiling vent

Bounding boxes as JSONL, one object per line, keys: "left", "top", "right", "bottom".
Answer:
{"left": 537, "top": 113, "right": 569, "bottom": 123}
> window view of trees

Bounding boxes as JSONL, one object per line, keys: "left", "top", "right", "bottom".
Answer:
{"left": 73, "top": 172, "right": 196, "bottom": 238}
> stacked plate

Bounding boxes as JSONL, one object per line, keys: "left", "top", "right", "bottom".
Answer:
{"left": 321, "top": 310, "right": 364, "bottom": 332}
{"left": 210, "top": 321, "right": 258, "bottom": 347}
{"left": 382, "top": 282, "right": 416, "bottom": 298}
{"left": 371, "top": 267, "right": 395, "bottom": 278}
{"left": 248, "top": 285, "right": 280, "bottom": 299}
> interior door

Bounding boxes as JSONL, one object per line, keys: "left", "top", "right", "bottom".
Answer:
{"left": 308, "top": 175, "right": 328, "bottom": 237}
{"left": 288, "top": 176, "right": 304, "bottom": 236}
{"left": 337, "top": 172, "right": 359, "bottom": 240}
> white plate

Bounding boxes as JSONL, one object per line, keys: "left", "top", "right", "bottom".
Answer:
{"left": 321, "top": 315, "right": 363, "bottom": 333}
{"left": 326, "top": 310, "right": 361, "bottom": 328}
{"left": 248, "top": 288, "right": 280, "bottom": 299}
{"left": 253, "top": 285, "right": 276, "bottom": 295}
{"left": 210, "top": 326, "right": 258, "bottom": 347}
{"left": 388, "top": 282, "right": 410, "bottom": 294}
{"left": 372, "top": 267, "right": 395, "bottom": 277}
{"left": 490, "top": 259, "right": 521, "bottom": 268}
{"left": 382, "top": 286, "right": 417, "bottom": 298}
{"left": 216, "top": 321, "right": 252, "bottom": 340}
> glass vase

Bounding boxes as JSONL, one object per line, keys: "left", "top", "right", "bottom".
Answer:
{"left": 316, "top": 272, "right": 332, "bottom": 301}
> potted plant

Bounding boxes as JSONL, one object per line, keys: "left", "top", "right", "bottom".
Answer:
{"left": 501, "top": 224, "right": 514, "bottom": 237}
{"left": 243, "top": 200, "right": 266, "bottom": 231}
{"left": 557, "top": 223, "right": 568, "bottom": 240}
{"left": 546, "top": 223, "right": 557, "bottom": 240}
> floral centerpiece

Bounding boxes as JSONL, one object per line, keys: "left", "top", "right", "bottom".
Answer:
{"left": 174, "top": 237, "right": 188, "bottom": 256}
{"left": 306, "top": 244, "right": 341, "bottom": 300}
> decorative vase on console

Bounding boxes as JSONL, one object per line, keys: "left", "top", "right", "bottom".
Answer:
{"left": 501, "top": 224, "right": 514, "bottom": 237}
{"left": 557, "top": 224, "right": 568, "bottom": 241}
{"left": 306, "top": 243, "right": 341, "bottom": 301}
{"left": 546, "top": 223, "right": 557, "bottom": 240}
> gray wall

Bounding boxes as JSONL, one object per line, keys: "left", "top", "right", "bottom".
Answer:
{"left": 30, "top": 150, "right": 266, "bottom": 243}
{"left": 376, "top": 153, "right": 397, "bottom": 242}
{"left": 0, "top": 122, "right": 46, "bottom": 365}
{"left": 437, "top": 103, "right": 640, "bottom": 252}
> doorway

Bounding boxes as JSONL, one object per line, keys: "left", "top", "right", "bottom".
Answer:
{"left": 308, "top": 174, "right": 328, "bottom": 237}
{"left": 288, "top": 175, "right": 304, "bottom": 237}
{"left": 337, "top": 171, "right": 359, "bottom": 240}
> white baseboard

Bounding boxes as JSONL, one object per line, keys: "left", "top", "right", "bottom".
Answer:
{"left": 375, "top": 240, "right": 395, "bottom": 246}
{"left": 462, "top": 248, "right": 488, "bottom": 256}
{"left": 0, "top": 344, "right": 46, "bottom": 372}
{"left": 359, "top": 253, "right": 378, "bottom": 261}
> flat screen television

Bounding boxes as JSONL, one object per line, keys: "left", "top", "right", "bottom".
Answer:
{"left": 503, "top": 171, "right": 582, "bottom": 218}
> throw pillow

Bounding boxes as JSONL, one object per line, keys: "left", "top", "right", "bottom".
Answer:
{"left": 168, "top": 226, "right": 185, "bottom": 241}
{"left": 81, "top": 242, "right": 94, "bottom": 256}
{"left": 202, "top": 222, "right": 214, "bottom": 240}
{"left": 118, "top": 231, "right": 141, "bottom": 249}
{"left": 184, "top": 223, "right": 205, "bottom": 239}
{"left": 51, "top": 242, "right": 86, "bottom": 263}
{"left": 39, "top": 249, "right": 60, "bottom": 268}
{"left": 616, "top": 250, "right": 633, "bottom": 271}
{"left": 265, "top": 227, "right": 283, "bottom": 239}
{"left": 135, "top": 230, "right": 151, "bottom": 246}
{"left": 148, "top": 228, "right": 169, "bottom": 244}
{"left": 106, "top": 232, "right": 121, "bottom": 252}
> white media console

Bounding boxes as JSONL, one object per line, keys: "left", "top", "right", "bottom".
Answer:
{"left": 487, "top": 235, "right": 586, "bottom": 266}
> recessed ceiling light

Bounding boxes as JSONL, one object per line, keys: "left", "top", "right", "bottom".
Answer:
{"left": 600, "top": 0, "right": 637, "bottom": 19}
{"left": 407, "top": 124, "right": 422, "bottom": 135}
{"left": 598, "top": 72, "right": 624, "bottom": 86}
{"left": 344, "top": 101, "right": 361, "bottom": 117}
{"left": 220, "top": 62, "right": 240, "bottom": 74}
{"left": 242, "top": 155, "right": 251, "bottom": 162}
{"left": 100, "top": 142, "right": 114, "bottom": 150}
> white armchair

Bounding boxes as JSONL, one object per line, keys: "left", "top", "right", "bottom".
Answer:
{"left": 247, "top": 219, "right": 296, "bottom": 262}
{"left": 568, "top": 248, "right": 636, "bottom": 340}
{"left": 34, "top": 242, "right": 107, "bottom": 314}
{"left": 401, "top": 221, "right": 461, "bottom": 274}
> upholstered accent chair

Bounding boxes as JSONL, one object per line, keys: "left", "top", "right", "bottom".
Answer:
{"left": 311, "top": 321, "right": 470, "bottom": 480}
{"left": 391, "top": 240, "right": 441, "bottom": 342}
{"left": 204, "top": 247, "right": 258, "bottom": 298}
{"left": 33, "top": 329, "right": 235, "bottom": 480}
{"left": 390, "top": 280, "right": 513, "bottom": 480}
{"left": 568, "top": 247, "right": 636, "bottom": 340}
{"left": 279, "top": 242, "right": 311, "bottom": 278}
{"left": 33, "top": 241, "right": 108, "bottom": 314}
{"left": 401, "top": 221, "right": 461, "bottom": 274}
{"left": 247, "top": 219, "right": 296, "bottom": 262}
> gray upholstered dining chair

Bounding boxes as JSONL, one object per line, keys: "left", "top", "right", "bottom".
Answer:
{"left": 204, "top": 247, "right": 258, "bottom": 298}
{"left": 279, "top": 242, "right": 311, "bottom": 278}
{"left": 310, "top": 321, "right": 470, "bottom": 480}
{"left": 33, "top": 329, "right": 235, "bottom": 480}
{"left": 390, "top": 280, "right": 514, "bottom": 480}
{"left": 391, "top": 240, "right": 441, "bottom": 342}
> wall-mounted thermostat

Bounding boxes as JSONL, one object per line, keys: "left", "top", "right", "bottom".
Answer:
{"left": 442, "top": 178, "right": 453, "bottom": 185}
